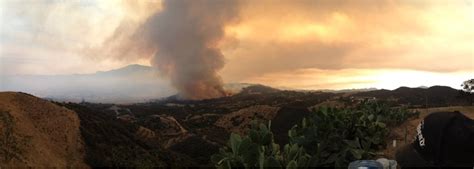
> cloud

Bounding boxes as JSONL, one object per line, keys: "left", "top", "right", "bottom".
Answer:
{"left": 0, "top": 0, "right": 158, "bottom": 75}
{"left": 134, "top": 0, "right": 241, "bottom": 99}
{"left": 244, "top": 68, "right": 472, "bottom": 90}
{"left": 221, "top": 0, "right": 473, "bottom": 82}
{"left": 1, "top": 0, "right": 472, "bottom": 91}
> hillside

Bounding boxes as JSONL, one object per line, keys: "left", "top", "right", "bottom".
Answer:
{"left": 60, "top": 103, "right": 179, "bottom": 167}
{"left": 0, "top": 92, "right": 88, "bottom": 168}
{"left": 1, "top": 85, "right": 472, "bottom": 167}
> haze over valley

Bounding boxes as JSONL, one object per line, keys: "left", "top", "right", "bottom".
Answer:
{"left": 1, "top": 64, "right": 176, "bottom": 103}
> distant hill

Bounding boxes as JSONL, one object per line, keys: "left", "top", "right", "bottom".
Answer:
{"left": 239, "top": 84, "right": 280, "bottom": 95}
{"left": 95, "top": 64, "right": 152, "bottom": 76}
{"left": 353, "top": 86, "right": 472, "bottom": 107}
{"left": 0, "top": 92, "right": 88, "bottom": 168}
{"left": 0, "top": 65, "right": 176, "bottom": 103}
{"left": 324, "top": 88, "right": 378, "bottom": 93}
{"left": 0, "top": 65, "right": 276, "bottom": 103}
{"left": 223, "top": 83, "right": 254, "bottom": 94}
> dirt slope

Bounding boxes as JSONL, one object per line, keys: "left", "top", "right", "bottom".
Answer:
{"left": 0, "top": 92, "right": 88, "bottom": 168}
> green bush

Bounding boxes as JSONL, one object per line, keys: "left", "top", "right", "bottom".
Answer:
{"left": 211, "top": 121, "right": 311, "bottom": 169}
{"left": 212, "top": 101, "right": 418, "bottom": 168}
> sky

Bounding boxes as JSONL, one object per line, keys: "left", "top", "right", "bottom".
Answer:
{"left": 0, "top": 0, "right": 473, "bottom": 90}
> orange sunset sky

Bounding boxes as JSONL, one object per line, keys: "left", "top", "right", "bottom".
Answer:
{"left": 0, "top": 0, "right": 472, "bottom": 90}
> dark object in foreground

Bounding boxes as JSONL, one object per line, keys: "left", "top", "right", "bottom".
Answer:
{"left": 396, "top": 111, "right": 474, "bottom": 168}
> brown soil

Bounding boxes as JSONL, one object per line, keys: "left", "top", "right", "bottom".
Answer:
{"left": 135, "top": 126, "right": 156, "bottom": 140}
{"left": 380, "top": 106, "right": 474, "bottom": 159}
{"left": 0, "top": 92, "right": 88, "bottom": 168}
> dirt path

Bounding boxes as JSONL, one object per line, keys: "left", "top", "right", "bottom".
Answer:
{"left": 380, "top": 106, "right": 474, "bottom": 159}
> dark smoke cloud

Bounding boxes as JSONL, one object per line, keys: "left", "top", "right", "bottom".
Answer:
{"left": 143, "top": 0, "right": 240, "bottom": 99}
{"left": 109, "top": 0, "right": 241, "bottom": 100}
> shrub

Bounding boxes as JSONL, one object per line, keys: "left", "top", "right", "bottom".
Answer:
{"left": 211, "top": 121, "right": 311, "bottom": 169}
{"left": 212, "top": 101, "right": 418, "bottom": 168}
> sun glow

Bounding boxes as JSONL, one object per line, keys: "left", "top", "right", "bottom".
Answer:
{"left": 243, "top": 69, "right": 472, "bottom": 90}
{"left": 369, "top": 70, "right": 472, "bottom": 90}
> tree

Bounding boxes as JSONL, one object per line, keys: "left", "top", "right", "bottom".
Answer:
{"left": 461, "top": 79, "right": 474, "bottom": 93}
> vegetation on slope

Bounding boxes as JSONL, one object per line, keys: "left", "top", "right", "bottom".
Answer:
{"left": 61, "top": 103, "right": 171, "bottom": 168}
{"left": 212, "top": 101, "right": 419, "bottom": 168}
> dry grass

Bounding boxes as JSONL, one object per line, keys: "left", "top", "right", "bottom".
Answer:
{"left": 0, "top": 92, "right": 88, "bottom": 168}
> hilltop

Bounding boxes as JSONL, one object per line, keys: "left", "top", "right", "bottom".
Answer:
{"left": 352, "top": 86, "right": 471, "bottom": 107}
{"left": 0, "top": 92, "right": 88, "bottom": 168}
{"left": 0, "top": 92, "right": 177, "bottom": 168}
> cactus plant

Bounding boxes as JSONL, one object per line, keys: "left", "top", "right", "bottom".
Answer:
{"left": 212, "top": 101, "right": 418, "bottom": 168}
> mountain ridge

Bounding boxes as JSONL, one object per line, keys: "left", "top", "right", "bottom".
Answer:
{"left": 1, "top": 64, "right": 175, "bottom": 103}
{"left": 1, "top": 64, "right": 465, "bottom": 104}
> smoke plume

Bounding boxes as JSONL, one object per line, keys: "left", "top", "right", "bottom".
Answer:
{"left": 134, "top": 0, "right": 240, "bottom": 100}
